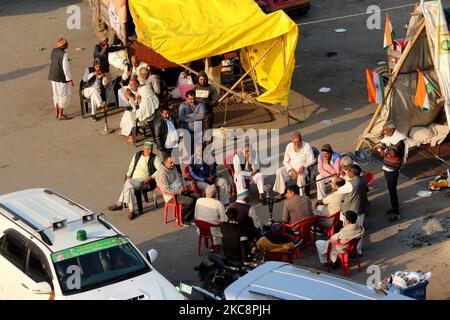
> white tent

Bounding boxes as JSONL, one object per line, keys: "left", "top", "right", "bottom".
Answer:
{"left": 357, "top": 1, "right": 450, "bottom": 151}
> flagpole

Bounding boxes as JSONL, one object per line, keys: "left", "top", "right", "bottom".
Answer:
{"left": 355, "top": 21, "right": 426, "bottom": 151}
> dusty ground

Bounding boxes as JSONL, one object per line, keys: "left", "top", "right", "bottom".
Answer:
{"left": 0, "top": 0, "right": 449, "bottom": 299}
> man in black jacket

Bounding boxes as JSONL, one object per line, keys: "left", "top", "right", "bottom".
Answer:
{"left": 81, "top": 59, "right": 110, "bottom": 121}
{"left": 154, "top": 106, "right": 182, "bottom": 173}
{"left": 221, "top": 208, "right": 253, "bottom": 266}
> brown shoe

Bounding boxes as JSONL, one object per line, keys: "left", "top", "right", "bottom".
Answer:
{"left": 127, "top": 211, "right": 136, "bottom": 220}
{"left": 108, "top": 203, "right": 123, "bottom": 211}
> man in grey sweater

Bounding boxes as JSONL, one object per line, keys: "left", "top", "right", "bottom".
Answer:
{"left": 155, "top": 154, "right": 198, "bottom": 226}
{"left": 337, "top": 164, "right": 369, "bottom": 255}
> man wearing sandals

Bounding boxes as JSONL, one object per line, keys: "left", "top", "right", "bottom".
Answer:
{"left": 273, "top": 132, "right": 315, "bottom": 200}
{"left": 315, "top": 211, "right": 364, "bottom": 266}
{"left": 48, "top": 37, "right": 74, "bottom": 120}
{"left": 107, "top": 142, "right": 161, "bottom": 220}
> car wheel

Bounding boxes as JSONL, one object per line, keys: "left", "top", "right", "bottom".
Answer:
{"left": 202, "top": 268, "right": 224, "bottom": 299}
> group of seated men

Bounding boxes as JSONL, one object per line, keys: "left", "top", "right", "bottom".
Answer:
{"left": 106, "top": 126, "right": 369, "bottom": 270}
{"left": 82, "top": 37, "right": 221, "bottom": 144}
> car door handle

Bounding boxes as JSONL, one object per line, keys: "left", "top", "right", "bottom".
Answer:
{"left": 21, "top": 283, "right": 29, "bottom": 290}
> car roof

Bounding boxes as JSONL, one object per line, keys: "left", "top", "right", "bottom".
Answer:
{"left": 224, "top": 262, "right": 413, "bottom": 300}
{"left": 0, "top": 188, "right": 117, "bottom": 252}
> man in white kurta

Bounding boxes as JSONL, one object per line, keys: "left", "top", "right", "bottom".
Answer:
{"left": 121, "top": 55, "right": 148, "bottom": 83}
{"left": 315, "top": 211, "right": 364, "bottom": 264}
{"left": 49, "top": 38, "right": 74, "bottom": 120}
{"left": 120, "top": 84, "right": 159, "bottom": 142}
{"left": 136, "top": 85, "right": 159, "bottom": 123}
{"left": 82, "top": 60, "right": 110, "bottom": 121}
{"left": 194, "top": 185, "right": 227, "bottom": 248}
{"left": 273, "top": 132, "right": 316, "bottom": 199}
{"left": 118, "top": 76, "right": 140, "bottom": 108}
{"left": 233, "top": 144, "right": 265, "bottom": 202}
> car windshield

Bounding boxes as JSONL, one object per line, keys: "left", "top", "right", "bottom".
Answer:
{"left": 51, "top": 236, "right": 150, "bottom": 295}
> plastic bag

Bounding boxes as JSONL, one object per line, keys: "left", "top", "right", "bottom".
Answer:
{"left": 108, "top": 50, "right": 128, "bottom": 71}
{"left": 391, "top": 271, "right": 431, "bottom": 288}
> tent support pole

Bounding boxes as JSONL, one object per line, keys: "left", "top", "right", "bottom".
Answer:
{"left": 218, "top": 38, "right": 279, "bottom": 104}
{"left": 355, "top": 21, "right": 426, "bottom": 151}
{"left": 179, "top": 63, "right": 281, "bottom": 114}
{"left": 245, "top": 48, "right": 260, "bottom": 96}
{"left": 281, "top": 35, "right": 290, "bottom": 125}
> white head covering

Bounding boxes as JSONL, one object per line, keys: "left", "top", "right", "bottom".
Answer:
{"left": 205, "top": 185, "right": 216, "bottom": 198}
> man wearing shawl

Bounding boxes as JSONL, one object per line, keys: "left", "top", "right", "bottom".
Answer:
{"left": 377, "top": 121, "right": 407, "bottom": 221}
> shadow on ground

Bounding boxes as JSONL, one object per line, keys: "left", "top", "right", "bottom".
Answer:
{"left": 0, "top": 0, "right": 77, "bottom": 17}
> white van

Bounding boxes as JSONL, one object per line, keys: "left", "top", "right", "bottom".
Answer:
{"left": 0, "top": 188, "right": 184, "bottom": 300}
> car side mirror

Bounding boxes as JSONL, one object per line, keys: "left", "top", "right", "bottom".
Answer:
{"left": 32, "top": 282, "right": 53, "bottom": 295}
{"left": 147, "top": 249, "right": 158, "bottom": 264}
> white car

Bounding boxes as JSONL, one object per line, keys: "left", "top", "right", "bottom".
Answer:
{"left": 0, "top": 188, "right": 184, "bottom": 300}
{"left": 223, "top": 262, "right": 414, "bottom": 300}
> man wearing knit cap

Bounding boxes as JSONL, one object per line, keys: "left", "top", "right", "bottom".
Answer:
{"left": 48, "top": 37, "right": 74, "bottom": 120}
{"left": 108, "top": 142, "right": 161, "bottom": 220}
{"left": 227, "top": 189, "right": 261, "bottom": 241}
{"left": 188, "top": 145, "right": 230, "bottom": 205}
{"left": 194, "top": 185, "right": 227, "bottom": 252}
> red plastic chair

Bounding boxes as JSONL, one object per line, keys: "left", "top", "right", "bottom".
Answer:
{"left": 224, "top": 152, "right": 237, "bottom": 197}
{"left": 225, "top": 152, "right": 250, "bottom": 196}
{"left": 364, "top": 172, "right": 375, "bottom": 187}
{"left": 283, "top": 216, "right": 317, "bottom": 258}
{"left": 326, "top": 237, "right": 362, "bottom": 277}
{"left": 156, "top": 186, "right": 183, "bottom": 227}
{"left": 183, "top": 166, "right": 203, "bottom": 196}
{"left": 192, "top": 219, "right": 221, "bottom": 256}
{"left": 315, "top": 211, "right": 342, "bottom": 238}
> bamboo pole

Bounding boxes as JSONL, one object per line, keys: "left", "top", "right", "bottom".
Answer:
{"left": 281, "top": 36, "right": 290, "bottom": 125}
{"left": 245, "top": 48, "right": 260, "bottom": 96}
{"left": 355, "top": 21, "right": 426, "bottom": 151}
{"left": 179, "top": 63, "right": 281, "bottom": 114}
{"left": 218, "top": 38, "right": 279, "bottom": 103}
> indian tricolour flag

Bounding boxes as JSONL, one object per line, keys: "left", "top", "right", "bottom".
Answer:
{"left": 366, "top": 68, "right": 385, "bottom": 104}
{"left": 414, "top": 70, "right": 434, "bottom": 112}
{"left": 384, "top": 14, "right": 395, "bottom": 50}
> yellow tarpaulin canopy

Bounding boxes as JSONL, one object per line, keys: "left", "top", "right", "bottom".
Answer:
{"left": 129, "top": 0, "right": 298, "bottom": 106}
